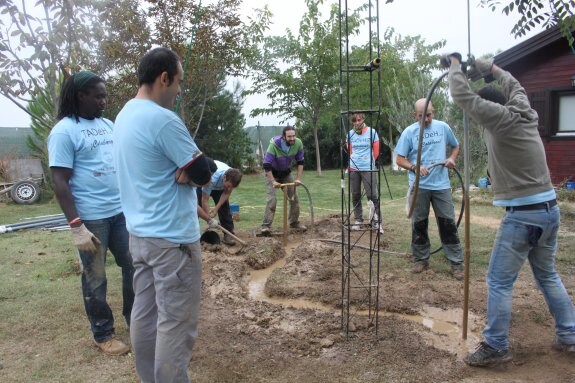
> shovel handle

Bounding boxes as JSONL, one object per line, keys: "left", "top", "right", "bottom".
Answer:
{"left": 217, "top": 224, "right": 247, "bottom": 246}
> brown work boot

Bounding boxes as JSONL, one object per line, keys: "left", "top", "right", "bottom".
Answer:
{"left": 451, "top": 266, "right": 464, "bottom": 281}
{"left": 411, "top": 261, "right": 428, "bottom": 274}
{"left": 222, "top": 233, "right": 236, "bottom": 246}
{"left": 95, "top": 338, "right": 130, "bottom": 356}
{"left": 290, "top": 222, "right": 307, "bottom": 232}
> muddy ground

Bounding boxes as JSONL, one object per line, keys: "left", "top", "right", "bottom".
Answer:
{"left": 192, "top": 215, "right": 575, "bottom": 383}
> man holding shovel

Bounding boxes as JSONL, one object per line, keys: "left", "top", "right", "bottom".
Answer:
{"left": 260, "top": 125, "right": 306, "bottom": 235}
{"left": 196, "top": 160, "right": 242, "bottom": 245}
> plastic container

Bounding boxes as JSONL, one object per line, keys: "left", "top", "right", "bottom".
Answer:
{"left": 566, "top": 180, "right": 575, "bottom": 190}
{"left": 230, "top": 203, "right": 240, "bottom": 221}
{"left": 477, "top": 177, "right": 490, "bottom": 189}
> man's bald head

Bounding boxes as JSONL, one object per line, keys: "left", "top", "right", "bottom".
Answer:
{"left": 414, "top": 98, "right": 434, "bottom": 128}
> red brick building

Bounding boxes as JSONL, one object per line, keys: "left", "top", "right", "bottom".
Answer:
{"left": 494, "top": 26, "right": 575, "bottom": 184}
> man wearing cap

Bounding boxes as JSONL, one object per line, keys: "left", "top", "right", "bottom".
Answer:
{"left": 48, "top": 71, "right": 134, "bottom": 356}
{"left": 448, "top": 55, "right": 575, "bottom": 367}
{"left": 114, "top": 47, "right": 212, "bottom": 382}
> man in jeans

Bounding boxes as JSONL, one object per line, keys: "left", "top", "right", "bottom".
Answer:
{"left": 395, "top": 99, "right": 464, "bottom": 280}
{"left": 449, "top": 55, "right": 575, "bottom": 366}
{"left": 114, "top": 47, "right": 212, "bottom": 382}
{"left": 260, "top": 125, "right": 306, "bottom": 234}
{"left": 48, "top": 71, "right": 134, "bottom": 356}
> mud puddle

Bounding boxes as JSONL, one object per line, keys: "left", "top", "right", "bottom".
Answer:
{"left": 248, "top": 240, "right": 481, "bottom": 355}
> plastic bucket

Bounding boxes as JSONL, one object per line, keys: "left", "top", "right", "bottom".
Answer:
{"left": 230, "top": 203, "right": 240, "bottom": 221}
{"left": 477, "top": 177, "right": 489, "bottom": 189}
{"left": 566, "top": 180, "right": 575, "bottom": 190}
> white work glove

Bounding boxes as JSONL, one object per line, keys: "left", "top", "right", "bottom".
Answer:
{"left": 207, "top": 218, "right": 219, "bottom": 229}
{"left": 472, "top": 58, "right": 493, "bottom": 76}
{"left": 71, "top": 224, "right": 101, "bottom": 254}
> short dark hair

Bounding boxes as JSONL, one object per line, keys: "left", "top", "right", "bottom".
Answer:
{"left": 137, "top": 47, "right": 180, "bottom": 86}
{"left": 477, "top": 86, "right": 507, "bottom": 106}
{"left": 282, "top": 125, "right": 296, "bottom": 138}
{"left": 224, "top": 168, "right": 242, "bottom": 187}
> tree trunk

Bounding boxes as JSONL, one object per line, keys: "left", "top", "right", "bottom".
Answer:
{"left": 312, "top": 120, "right": 322, "bottom": 176}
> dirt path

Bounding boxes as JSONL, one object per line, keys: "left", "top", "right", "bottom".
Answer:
{"left": 191, "top": 217, "right": 575, "bottom": 382}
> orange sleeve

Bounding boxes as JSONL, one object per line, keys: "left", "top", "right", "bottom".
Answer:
{"left": 373, "top": 139, "right": 380, "bottom": 160}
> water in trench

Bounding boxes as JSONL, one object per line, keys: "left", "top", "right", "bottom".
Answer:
{"left": 247, "top": 241, "right": 481, "bottom": 355}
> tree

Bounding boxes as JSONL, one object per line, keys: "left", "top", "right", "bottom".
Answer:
{"left": 480, "top": 1, "right": 575, "bottom": 46}
{"left": 142, "top": 0, "right": 270, "bottom": 138}
{"left": 0, "top": 0, "right": 102, "bottom": 128}
{"left": 193, "top": 83, "right": 252, "bottom": 169}
{"left": 246, "top": 0, "right": 363, "bottom": 176}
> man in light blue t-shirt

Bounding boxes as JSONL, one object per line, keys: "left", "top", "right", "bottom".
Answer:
{"left": 196, "top": 160, "right": 242, "bottom": 245}
{"left": 395, "top": 99, "right": 463, "bottom": 280}
{"left": 48, "top": 71, "right": 134, "bottom": 356}
{"left": 113, "top": 47, "right": 211, "bottom": 383}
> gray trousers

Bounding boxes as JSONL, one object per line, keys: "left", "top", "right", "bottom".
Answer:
{"left": 350, "top": 170, "right": 379, "bottom": 222}
{"left": 261, "top": 173, "right": 300, "bottom": 229}
{"left": 129, "top": 235, "right": 202, "bottom": 383}
{"left": 411, "top": 188, "right": 463, "bottom": 266}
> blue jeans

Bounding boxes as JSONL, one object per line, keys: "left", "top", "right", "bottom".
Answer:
{"left": 81, "top": 213, "right": 134, "bottom": 343}
{"left": 483, "top": 205, "right": 575, "bottom": 350}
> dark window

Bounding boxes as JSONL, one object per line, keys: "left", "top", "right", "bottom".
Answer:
{"left": 528, "top": 91, "right": 548, "bottom": 136}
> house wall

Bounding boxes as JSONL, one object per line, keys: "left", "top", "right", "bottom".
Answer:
{"left": 507, "top": 44, "right": 575, "bottom": 185}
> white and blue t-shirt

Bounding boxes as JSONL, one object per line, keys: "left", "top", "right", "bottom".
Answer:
{"left": 395, "top": 120, "right": 459, "bottom": 190}
{"left": 347, "top": 127, "right": 379, "bottom": 171}
{"left": 202, "top": 160, "right": 230, "bottom": 195}
{"left": 48, "top": 116, "right": 122, "bottom": 220}
{"left": 113, "top": 99, "right": 202, "bottom": 243}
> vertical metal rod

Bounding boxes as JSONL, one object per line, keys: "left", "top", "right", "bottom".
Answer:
{"left": 462, "top": 0, "right": 472, "bottom": 341}
{"left": 283, "top": 187, "right": 288, "bottom": 247}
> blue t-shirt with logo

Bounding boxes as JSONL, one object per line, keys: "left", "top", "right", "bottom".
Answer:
{"left": 347, "top": 127, "right": 379, "bottom": 171}
{"left": 395, "top": 119, "right": 459, "bottom": 190}
{"left": 202, "top": 160, "right": 230, "bottom": 194}
{"left": 48, "top": 116, "right": 122, "bottom": 220}
{"left": 113, "top": 99, "right": 202, "bottom": 243}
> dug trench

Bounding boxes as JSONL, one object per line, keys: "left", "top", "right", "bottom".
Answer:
{"left": 191, "top": 216, "right": 575, "bottom": 382}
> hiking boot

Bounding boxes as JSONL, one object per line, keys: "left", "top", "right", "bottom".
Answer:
{"left": 463, "top": 341, "right": 512, "bottom": 367}
{"left": 552, "top": 338, "right": 575, "bottom": 353}
{"left": 451, "top": 267, "right": 464, "bottom": 281}
{"left": 290, "top": 222, "right": 307, "bottom": 232}
{"left": 222, "top": 233, "right": 236, "bottom": 246}
{"left": 351, "top": 220, "right": 363, "bottom": 230}
{"left": 411, "top": 261, "right": 428, "bottom": 274}
{"left": 95, "top": 338, "right": 130, "bottom": 356}
{"left": 260, "top": 227, "right": 271, "bottom": 236}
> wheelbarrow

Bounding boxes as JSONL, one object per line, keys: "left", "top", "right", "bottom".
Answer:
{"left": 0, "top": 177, "right": 42, "bottom": 204}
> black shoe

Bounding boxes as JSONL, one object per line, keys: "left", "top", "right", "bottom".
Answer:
{"left": 552, "top": 338, "right": 575, "bottom": 353}
{"left": 222, "top": 233, "right": 236, "bottom": 246}
{"left": 464, "top": 342, "right": 512, "bottom": 367}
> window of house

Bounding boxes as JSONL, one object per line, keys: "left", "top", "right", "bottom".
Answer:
{"left": 558, "top": 94, "right": 575, "bottom": 134}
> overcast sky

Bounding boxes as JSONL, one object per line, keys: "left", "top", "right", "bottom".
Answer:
{"left": 0, "top": 0, "right": 544, "bottom": 127}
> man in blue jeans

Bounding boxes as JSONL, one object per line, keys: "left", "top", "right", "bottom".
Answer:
{"left": 449, "top": 55, "right": 575, "bottom": 366}
{"left": 48, "top": 71, "right": 134, "bottom": 356}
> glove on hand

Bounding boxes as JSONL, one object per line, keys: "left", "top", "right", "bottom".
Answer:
{"left": 472, "top": 58, "right": 493, "bottom": 75}
{"left": 71, "top": 224, "right": 101, "bottom": 254}
{"left": 439, "top": 52, "right": 462, "bottom": 68}
{"left": 208, "top": 218, "right": 219, "bottom": 229}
